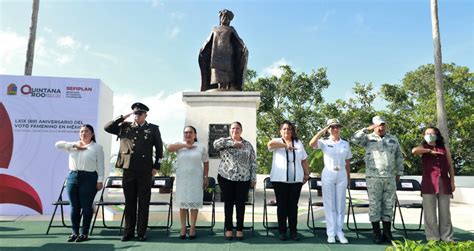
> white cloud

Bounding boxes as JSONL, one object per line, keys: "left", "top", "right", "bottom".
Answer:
{"left": 0, "top": 30, "right": 28, "bottom": 73}
{"left": 56, "top": 36, "right": 80, "bottom": 49}
{"left": 111, "top": 91, "right": 186, "bottom": 149}
{"left": 0, "top": 29, "right": 118, "bottom": 72}
{"left": 168, "top": 26, "right": 180, "bottom": 39}
{"left": 262, "top": 58, "right": 291, "bottom": 77}
{"left": 56, "top": 54, "right": 73, "bottom": 65}
{"left": 322, "top": 9, "right": 336, "bottom": 23}
{"left": 43, "top": 27, "right": 53, "bottom": 34}
{"left": 354, "top": 13, "right": 370, "bottom": 34}
{"left": 89, "top": 51, "right": 118, "bottom": 64}
{"left": 305, "top": 9, "right": 336, "bottom": 33}
{"left": 170, "top": 11, "right": 185, "bottom": 20}
{"left": 151, "top": 0, "right": 161, "bottom": 8}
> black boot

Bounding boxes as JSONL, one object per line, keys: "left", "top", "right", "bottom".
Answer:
{"left": 382, "top": 221, "right": 393, "bottom": 243}
{"left": 371, "top": 222, "right": 382, "bottom": 244}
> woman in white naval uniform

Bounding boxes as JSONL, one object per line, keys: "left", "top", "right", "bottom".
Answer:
{"left": 309, "top": 119, "right": 352, "bottom": 244}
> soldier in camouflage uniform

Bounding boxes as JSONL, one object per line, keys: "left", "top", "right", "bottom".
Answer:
{"left": 351, "top": 116, "right": 404, "bottom": 244}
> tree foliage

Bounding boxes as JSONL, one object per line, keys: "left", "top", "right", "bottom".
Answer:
{"left": 245, "top": 63, "right": 473, "bottom": 176}
{"left": 381, "top": 63, "right": 474, "bottom": 175}
{"left": 245, "top": 66, "right": 330, "bottom": 173}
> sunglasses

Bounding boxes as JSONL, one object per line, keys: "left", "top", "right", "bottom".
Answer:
{"left": 330, "top": 125, "right": 341, "bottom": 129}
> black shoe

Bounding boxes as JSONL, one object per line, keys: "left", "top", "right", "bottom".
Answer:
{"left": 189, "top": 235, "right": 196, "bottom": 240}
{"left": 137, "top": 235, "right": 147, "bottom": 242}
{"left": 224, "top": 231, "right": 233, "bottom": 241}
{"left": 290, "top": 233, "right": 300, "bottom": 241}
{"left": 121, "top": 234, "right": 134, "bottom": 242}
{"left": 67, "top": 234, "right": 78, "bottom": 242}
{"left": 279, "top": 233, "right": 287, "bottom": 241}
{"left": 371, "top": 222, "right": 383, "bottom": 244}
{"left": 179, "top": 234, "right": 186, "bottom": 240}
{"left": 75, "top": 235, "right": 88, "bottom": 242}
{"left": 236, "top": 236, "right": 244, "bottom": 241}
{"left": 382, "top": 221, "right": 393, "bottom": 243}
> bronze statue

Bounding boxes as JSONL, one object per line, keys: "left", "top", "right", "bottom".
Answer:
{"left": 199, "top": 9, "right": 248, "bottom": 91}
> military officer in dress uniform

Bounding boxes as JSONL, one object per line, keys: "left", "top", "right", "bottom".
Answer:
{"left": 351, "top": 116, "right": 404, "bottom": 244}
{"left": 104, "top": 102, "right": 163, "bottom": 242}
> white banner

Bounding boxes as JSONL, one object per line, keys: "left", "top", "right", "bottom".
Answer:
{"left": 0, "top": 75, "right": 112, "bottom": 215}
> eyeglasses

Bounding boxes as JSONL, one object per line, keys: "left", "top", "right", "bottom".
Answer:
{"left": 134, "top": 111, "right": 145, "bottom": 116}
{"left": 184, "top": 131, "right": 194, "bottom": 134}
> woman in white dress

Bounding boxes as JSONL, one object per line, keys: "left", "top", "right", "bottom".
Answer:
{"left": 167, "top": 126, "right": 209, "bottom": 239}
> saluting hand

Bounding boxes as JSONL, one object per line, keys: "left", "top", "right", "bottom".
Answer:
{"left": 123, "top": 112, "right": 133, "bottom": 120}
{"left": 366, "top": 124, "right": 377, "bottom": 131}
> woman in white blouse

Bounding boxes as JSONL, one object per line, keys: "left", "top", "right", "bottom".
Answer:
{"left": 309, "top": 118, "right": 352, "bottom": 244}
{"left": 268, "top": 120, "right": 310, "bottom": 241}
{"left": 167, "top": 126, "right": 209, "bottom": 240}
{"left": 55, "top": 124, "right": 104, "bottom": 243}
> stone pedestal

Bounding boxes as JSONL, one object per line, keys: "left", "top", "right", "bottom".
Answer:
{"left": 182, "top": 91, "right": 261, "bottom": 179}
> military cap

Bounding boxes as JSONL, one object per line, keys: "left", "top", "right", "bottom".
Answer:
{"left": 372, "top": 115, "right": 386, "bottom": 125}
{"left": 131, "top": 102, "right": 149, "bottom": 113}
{"left": 326, "top": 118, "right": 341, "bottom": 127}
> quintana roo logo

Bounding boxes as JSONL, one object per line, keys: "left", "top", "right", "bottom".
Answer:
{"left": 0, "top": 102, "right": 43, "bottom": 214}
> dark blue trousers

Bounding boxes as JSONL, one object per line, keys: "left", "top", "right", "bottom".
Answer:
{"left": 66, "top": 170, "right": 98, "bottom": 235}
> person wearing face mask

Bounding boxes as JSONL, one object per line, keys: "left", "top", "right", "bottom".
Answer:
{"left": 351, "top": 115, "right": 404, "bottom": 244}
{"left": 309, "top": 119, "right": 351, "bottom": 244}
{"left": 214, "top": 121, "right": 256, "bottom": 241}
{"left": 104, "top": 102, "right": 163, "bottom": 242}
{"left": 412, "top": 126, "right": 455, "bottom": 242}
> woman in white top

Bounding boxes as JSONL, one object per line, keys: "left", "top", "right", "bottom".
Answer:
{"left": 309, "top": 118, "right": 352, "bottom": 244}
{"left": 55, "top": 124, "right": 104, "bottom": 243}
{"left": 167, "top": 126, "right": 209, "bottom": 240}
{"left": 268, "top": 120, "right": 310, "bottom": 241}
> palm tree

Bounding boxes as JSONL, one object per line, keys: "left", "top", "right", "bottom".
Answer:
{"left": 24, "top": 0, "right": 40, "bottom": 75}
{"left": 430, "top": 0, "right": 450, "bottom": 147}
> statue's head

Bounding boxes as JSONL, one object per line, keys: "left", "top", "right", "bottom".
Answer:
{"left": 219, "top": 9, "right": 234, "bottom": 26}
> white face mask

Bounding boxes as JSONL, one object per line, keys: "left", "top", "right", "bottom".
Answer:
{"left": 424, "top": 134, "right": 437, "bottom": 143}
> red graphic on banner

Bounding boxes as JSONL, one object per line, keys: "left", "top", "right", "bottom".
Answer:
{"left": 0, "top": 103, "right": 13, "bottom": 168}
{"left": 0, "top": 102, "right": 43, "bottom": 214}
{"left": 0, "top": 174, "right": 43, "bottom": 214}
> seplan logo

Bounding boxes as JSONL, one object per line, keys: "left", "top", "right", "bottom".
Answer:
{"left": 65, "top": 85, "right": 93, "bottom": 99}
{"left": 7, "top": 83, "right": 17, "bottom": 95}
{"left": 20, "top": 84, "right": 61, "bottom": 98}
{"left": 66, "top": 86, "right": 93, "bottom": 92}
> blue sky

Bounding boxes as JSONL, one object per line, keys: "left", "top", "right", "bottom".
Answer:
{"left": 1, "top": 0, "right": 473, "bottom": 145}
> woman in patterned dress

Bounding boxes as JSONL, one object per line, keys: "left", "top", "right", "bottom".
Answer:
{"left": 214, "top": 121, "right": 256, "bottom": 240}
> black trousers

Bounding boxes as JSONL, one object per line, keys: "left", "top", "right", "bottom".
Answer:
{"left": 218, "top": 175, "right": 250, "bottom": 231}
{"left": 122, "top": 169, "right": 153, "bottom": 237}
{"left": 271, "top": 182, "right": 303, "bottom": 234}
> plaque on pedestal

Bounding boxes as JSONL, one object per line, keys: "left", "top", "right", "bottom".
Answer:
{"left": 208, "top": 124, "right": 230, "bottom": 158}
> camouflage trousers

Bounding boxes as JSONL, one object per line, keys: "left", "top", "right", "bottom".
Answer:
{"left": 366, "top": 177, "right": 396, "bottom": 222}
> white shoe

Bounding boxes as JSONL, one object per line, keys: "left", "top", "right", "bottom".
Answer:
{"left": 327, "top": 236, "right": 336, "bottom": 243}
{"left": 336, "top": 234, "right": 349, "bottom": 244}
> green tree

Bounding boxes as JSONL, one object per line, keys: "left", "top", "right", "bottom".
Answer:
{"left": 245, "top": 65, "right": 330, "bottom": 173}
{"left": 381, "top": 63, "right": 474, "bottom": 175}
{"left": 320, "top": 82, "right": 379, "bottom": 174}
